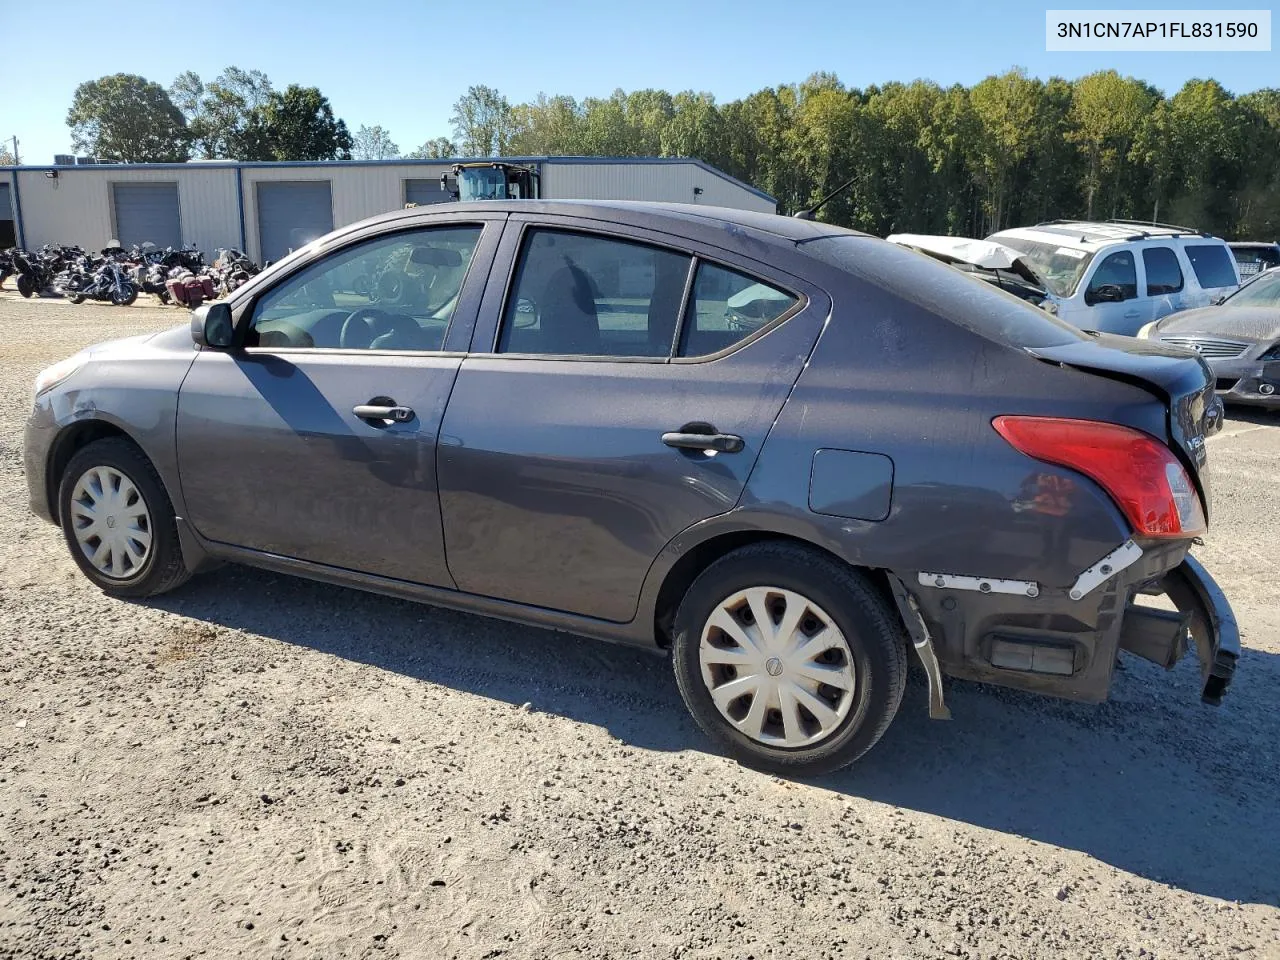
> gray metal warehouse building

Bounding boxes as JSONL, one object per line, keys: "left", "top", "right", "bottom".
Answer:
{"left": 0, "top": 157, "right": 776, "bottom": 265}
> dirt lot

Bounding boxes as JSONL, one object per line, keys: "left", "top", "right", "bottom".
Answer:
{"left": 1, "top": 292, "right": 1277, "bottom": 960}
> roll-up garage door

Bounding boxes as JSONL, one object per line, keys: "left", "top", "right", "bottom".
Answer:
{"left": 0, "top": 183, "right": 14, "bottom": 248}
{"left": 404, "top": 178, "right": 449, "bottom": 206}
{"left": 256, "top": 181, "right": 333, "bottom": 263}
{"left": 112, "top": 182, "right": 181, "bottom": 248}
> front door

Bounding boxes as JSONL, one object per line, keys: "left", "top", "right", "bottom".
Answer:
{"left": 1083, "top": 248, "right": 1145, "bottom": 335}
{"left": 176, "top": 220, "right": 498, "bottom": 587}
{"left": 436, "top": 220, "right": 830, "bottom": 623}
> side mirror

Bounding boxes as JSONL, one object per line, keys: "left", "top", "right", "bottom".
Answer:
{"left": 1085, "top": 283, "right": 1126, "bottom": 306}
{"left": 191, "top": 301, "right": 234, "bottom": 349}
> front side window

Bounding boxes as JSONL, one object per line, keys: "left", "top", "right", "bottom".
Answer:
{"left": 497, "top": 229, "right": 691, "bottom": 357}
{"left": 248, "top": 225, "right": 482, "bottom": 350}
{"left": 1143, "top": 247, "right": 1184, "bottom": 296}
{"left": 1087, "top": 251, "right": 1138, "bottom": 301}
{"left": 1225, "top": 270, "right": 1280, "bottom": 308}
{"left": 677, "top": 263, "right": 798, "bottom": 358}
{"left": 1185, "top": 244, "right": 1240, "bottom": 290}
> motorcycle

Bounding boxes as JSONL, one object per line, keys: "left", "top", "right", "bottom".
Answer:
{"left": 11, "top": 249, "right": 56, "bottom": 298}
{"left": 0, "top": 248, "right": 13, "bottom": 289}
{"left": 63, "top": 260, "right": 138, "bottom": 306}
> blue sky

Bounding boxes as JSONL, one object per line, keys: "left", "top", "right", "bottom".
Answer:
{"left": 3, "top": 0, "right": 1276, "bottom": 164}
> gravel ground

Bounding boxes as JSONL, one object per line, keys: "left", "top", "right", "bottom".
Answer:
{"left": 1, "top": 292, "right": 1278, "bottom": 960}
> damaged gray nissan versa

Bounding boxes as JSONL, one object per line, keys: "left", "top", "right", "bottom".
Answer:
{"left": 23, "top": 201, "right": 1239, "bottom": 775}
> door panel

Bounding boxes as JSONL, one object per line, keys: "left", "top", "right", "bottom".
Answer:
{"left": 178, "top": 352, "right": 460, "bottom": 587}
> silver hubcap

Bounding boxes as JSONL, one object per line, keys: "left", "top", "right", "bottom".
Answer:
{"left": 698, "top": 586, "right": 856, "bottom": 748}
{"left": 69, "top": 466, "right": 152, "bottom": 579}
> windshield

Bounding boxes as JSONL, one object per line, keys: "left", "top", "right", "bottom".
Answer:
{"left": 458, "top": 167, "right": 508, "bottom": 201}
{"left": 1224, "top": 269, "right": 1280, "bottom": 308}
{"left": 989, "top": 235, "right": 1094, "bottom": 297}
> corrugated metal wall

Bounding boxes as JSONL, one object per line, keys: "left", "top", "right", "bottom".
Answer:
{"left": 14, "top": 166, "right": 241, "bottom": 254}
{"left": 6, "top": 159, "right": 773, "bottom": 264}
{"left": 240, "top": 164, "right": 454, "bottom": 263}
{"left": 542, "top": 162, "right": 775, "bottom": 213}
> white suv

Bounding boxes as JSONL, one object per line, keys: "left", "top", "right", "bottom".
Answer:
{"left": 988, "top": 221, "right": 1240, "bottom": 336}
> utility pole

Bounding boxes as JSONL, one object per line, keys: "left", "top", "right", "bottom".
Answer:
{"left": 4, "top": 136, "right": 17, "bottom": 165}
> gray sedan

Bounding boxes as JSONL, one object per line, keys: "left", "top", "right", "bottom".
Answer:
{"left": 23, "top": 201, "right": 1237, "bottom": 775}
{"left": 1140, "top": 267, "right": 1280, "bottom": 408}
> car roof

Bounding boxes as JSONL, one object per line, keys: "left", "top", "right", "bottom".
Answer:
{"left": 358, "top": 199, "right": 868, "bottom": 245}
{"left": 1229, "top": 241, "right": 1280, "bottom": 249}
{"left": 992, "top": 220, "right": 1223, "bottom": 250}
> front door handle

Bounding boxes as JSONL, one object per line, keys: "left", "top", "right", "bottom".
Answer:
{"left": 662, "top": 430, "right": 744, "bottom": 454}
{"left": 1123, "top": 309, "right": 1142, "bottom": 319}
{"left": 353, "top": 402, "right": 415, "bottom": 423}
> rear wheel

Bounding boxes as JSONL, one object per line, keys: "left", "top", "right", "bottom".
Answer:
{"left": 68, "top": 292, "right": 85, "bottom": 304}
{"left": 57, "top": 438, "right": 191, "bottom": 598}
{"left": 672, "top": 542, "right": 908, "bottom": 776}
{"left": 16, "top": 273, "right": 34, "bottom": 298}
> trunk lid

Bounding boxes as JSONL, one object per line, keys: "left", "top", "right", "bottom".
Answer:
{"left": 1027, "top": 333, "right": 1222, "bottom": 508}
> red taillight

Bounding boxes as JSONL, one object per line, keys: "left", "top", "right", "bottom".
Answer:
{"left": 992, "top": 416, "right": 1206, "bottom": 538}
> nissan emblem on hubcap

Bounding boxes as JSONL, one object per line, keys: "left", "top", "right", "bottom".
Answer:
{"left": 765, "top": 657, "right": 784, "bottom": 677}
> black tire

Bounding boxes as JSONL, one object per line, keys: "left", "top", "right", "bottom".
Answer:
{"left": 57, "top": 438, "right": 192, "bottom": 599}
{"left": 68, "top": 292, "right": 85, "bottom": 305}
{"left": 111, "top": 283, "right": 137, "bottom": 307}
{"left": 672, "top": 541, "right": 908, "bottom": 777}
{"left": 16, "top": 273, "right": 34, "bottom": 298}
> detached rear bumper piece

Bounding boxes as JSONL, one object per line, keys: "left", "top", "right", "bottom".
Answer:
{"left": 1160, "top": 555, "right": 1239, "bottom": 705}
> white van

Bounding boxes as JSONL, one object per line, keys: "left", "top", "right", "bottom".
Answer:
{"left": 988, "top": 221, "right": 1240, "bottom": 336}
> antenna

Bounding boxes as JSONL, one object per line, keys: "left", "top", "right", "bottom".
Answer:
{"left": 793, "top": 174, "right": 858, "bottom": 221}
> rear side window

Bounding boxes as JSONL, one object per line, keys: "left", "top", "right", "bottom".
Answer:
{"left": 1143, "top": 247, "right": 1184, "bottom": 295}
{"left": 1185, "top": 244, "right": 1239, "bottom": 289}
{"left": 497, "top": 229, "right": 691, "bottom": 357}
{"left": 1087, "top": 251, "right": 1138, "bottom": 300}
{"left": 677, "top": 263, "right": 798, "bottom": 358}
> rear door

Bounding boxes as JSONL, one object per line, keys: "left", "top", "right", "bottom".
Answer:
{"left": 436, "top": 216, "right": 830, "bottom": 623}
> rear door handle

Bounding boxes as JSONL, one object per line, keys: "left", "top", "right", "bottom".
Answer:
{"left": 1123, "top": 309, "right": 1142, "bottom": 319}
{"left": 662, "top": 431, "right": 744, "bottom": 453}
{"left": 353, "top": 403, "right": 415, "bottom": 423}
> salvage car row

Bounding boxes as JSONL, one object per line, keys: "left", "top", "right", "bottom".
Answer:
{"left": 889, "top": 222, "right": 1280, "bottom": 409}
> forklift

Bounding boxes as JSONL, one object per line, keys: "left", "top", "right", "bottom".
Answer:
{"left": 440, "top": 162, "right": 540, "bottom": 201}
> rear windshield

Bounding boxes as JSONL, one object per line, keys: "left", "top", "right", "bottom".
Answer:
{"left": 804, "top": 235, "right": 1088, "bottom": 349}
{"left": 1185, "top": 244, "right": 1239, "bottom": 289}
{"left": 987, "top": 235, "right": 1094, "bottom": 297}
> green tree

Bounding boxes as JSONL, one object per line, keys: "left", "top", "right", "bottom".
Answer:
{"left": 967, "top": 69, "right": 1042, "bottom": 232}
{"left": 352, "top": 124, "right": 400, "bottom": 160}
{"left": 404, "top": 137, "right": 458, "bottom": 159}
{"left": 66, "top": 73, "right": 190, "bottom": 162}
{"left": 241, "top": 85, "right": 353, "bottom": 161}
{"left": 1067, "top": 71, "right": 1157, "bottom": 219}
{"left": 508, "top": 94, "right": 583, "bottom": 155}
{"left": 171, "top": 67, "right": 273, "bottom": 159}
{"left": 450, "top": 85, "right": 514, "bottom": 156}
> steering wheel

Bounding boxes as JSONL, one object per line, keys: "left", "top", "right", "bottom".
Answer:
{"left": 339, "top": 307, "right": 422, "bottom": 350}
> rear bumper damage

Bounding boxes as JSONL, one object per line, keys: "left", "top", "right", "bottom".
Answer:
{"left": 901, "top": 545, "right": 1239, "bottom": 713}
{"left": 1158, "top": 555, "right": 1239, "bottom": 705}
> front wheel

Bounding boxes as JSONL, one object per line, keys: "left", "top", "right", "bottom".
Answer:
{"left": 672, "top": 542, "right": 908, "bottom": 777}
{"left": 57, "top": 438, "right": 191, "bottom": 598}
{"left": 111, "top": 283, "right": 137, "bottom": 306}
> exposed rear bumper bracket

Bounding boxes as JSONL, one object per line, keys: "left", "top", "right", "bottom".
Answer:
{"left": 888, "top": 574, "right": 952, "bottom": 720}
{"left": 1069, "top": 539, "right": 1143, "bottom": 600}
